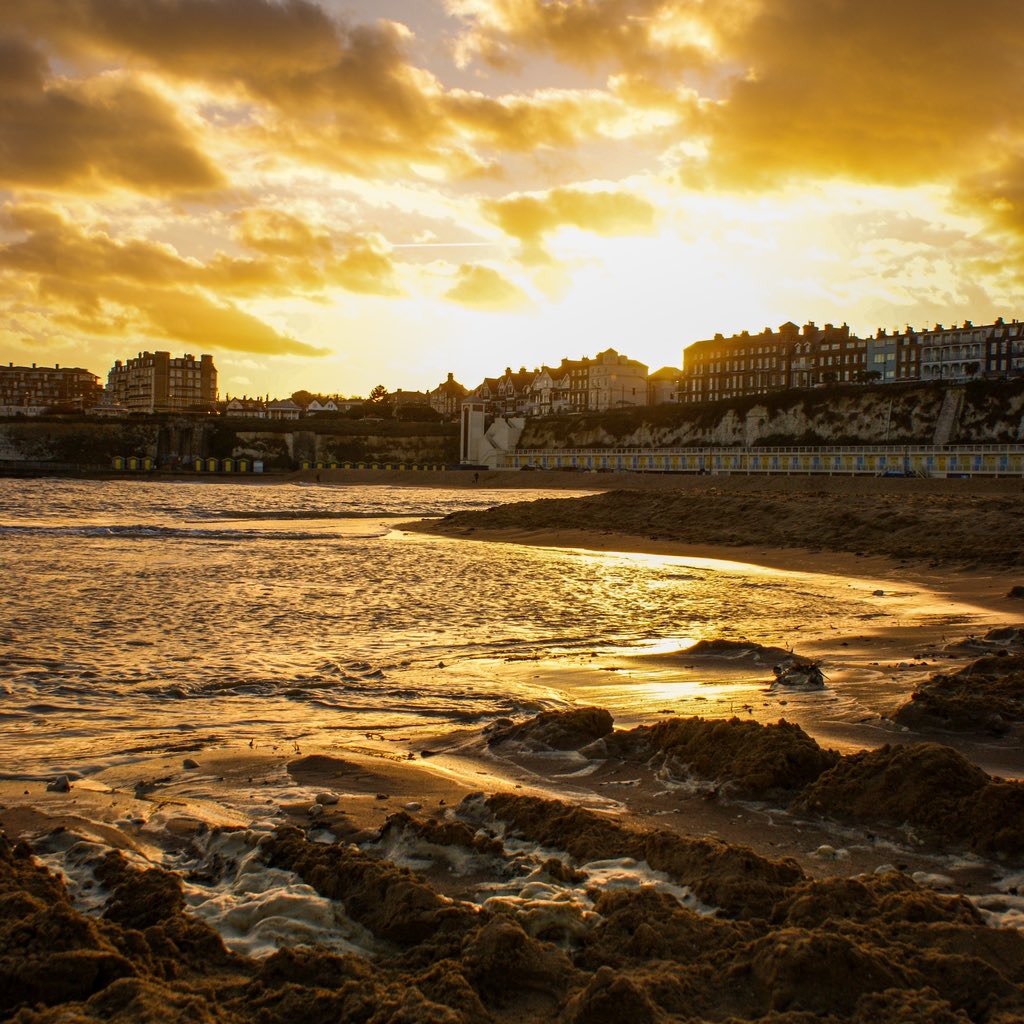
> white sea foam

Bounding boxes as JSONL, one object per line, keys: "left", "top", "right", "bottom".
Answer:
{"left": 181, "top": 829, "right": 380, "bottom": 958}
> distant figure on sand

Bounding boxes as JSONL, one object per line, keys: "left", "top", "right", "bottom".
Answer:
{"left": 473, "top": 472, "right": 479, "bottom": 484}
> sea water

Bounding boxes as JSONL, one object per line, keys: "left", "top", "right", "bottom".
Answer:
{"left": 0, "top": 477, "right": 998, "bottom": 781}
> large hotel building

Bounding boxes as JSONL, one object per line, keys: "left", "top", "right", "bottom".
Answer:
{"left": 105, "top": 351, "right": 217, "bottom": 413}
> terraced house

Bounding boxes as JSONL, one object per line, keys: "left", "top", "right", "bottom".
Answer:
{"left": 682, "top": 322, "right": 870, "bottom": 403}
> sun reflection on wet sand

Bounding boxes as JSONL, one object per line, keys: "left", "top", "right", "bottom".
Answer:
{"left": 0, "top": 479, "right": 1016, "bottom": 790}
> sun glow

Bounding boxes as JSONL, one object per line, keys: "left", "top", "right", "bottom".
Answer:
{"left": 0, "top": 1, "right": 1019, "bottom": 394}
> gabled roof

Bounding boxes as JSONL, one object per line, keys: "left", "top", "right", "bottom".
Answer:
{"left": 499, "top": 368, "right": 536, "bottom": 389}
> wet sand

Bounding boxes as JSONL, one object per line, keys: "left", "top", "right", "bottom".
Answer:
{"left": 5, "top": 478, "right": 1024, "bottom": 1021}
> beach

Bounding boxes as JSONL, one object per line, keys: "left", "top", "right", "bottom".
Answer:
{"left": 2, "top": 474, "right": 1024, "bottom": 1022}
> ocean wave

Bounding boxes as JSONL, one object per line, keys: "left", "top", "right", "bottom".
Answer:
{"left": 188, "top": 509, "right": 430, "bottom": 521}
{"left": 0, "top": 524, "right": 381, "bottom": 542}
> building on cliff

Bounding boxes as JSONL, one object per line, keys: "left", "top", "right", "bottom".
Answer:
{"left": 917, "top": 318, "right": 1024, "bottom": 381}
{"left": 865, "top": 329, "right": 922, "bottom": 383}
{"left": 224, "top": 397, "right": 268, "bottom": 418}
{"left": 529, "top": 360, "right": 579, "bottom": 416}
{"left": 586, "top": 348, "right": 648, "bottom": 411}
{"left": 469, "top": 348, "right": 649, "bottom": 419}
{"left": 495, "top": 367, "right": 538, "bottom": 417}
{"left": 1, "top": 362, "right": 103, "bottom": 415}
{"left": 648, "top": 366, "right": 682, "bottom": 405}
{"left": 428, "top": 373, "right": 468, "bottom": 419}
{"left": 105, "top": 352, "right": 217, "bottom": 414}
{"left": 680, "top": 322, "right": 864, "bottom": 403}
{"left": 681, "top": 317, "right": 1024, "bottom": 405}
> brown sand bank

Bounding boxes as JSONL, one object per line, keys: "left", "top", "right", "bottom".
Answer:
{"left": 407, "top": 485, "right": 1024, "bottom": 568}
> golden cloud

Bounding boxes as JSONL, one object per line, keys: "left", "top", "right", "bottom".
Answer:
{"left": 0, "top": 36, "right": 221, "bottom": 194}
{"left": 328, "top": 244, "right": 404, "bottom": 297}
{"left": 955, "top": 154, "right": 1024, "bottom": 284}
{"left": 445, "top": 264, "right": 530, "bottom": 310}
{"left": 683, "top": 0, "right": 1023, "bottom": 189}
{"left": 484, "top": 185, "right": 656, "bottom": 261}
{"left": 138, "top": 289, "right": 329, "bottom": 357}
{"left": 1, "top": 1, "right": 698, "bottom": 186}
{"left": 0, "top": 204, "right": 339, "bottom": 357}
{"left": 237, "top": 209, "right": 332, "bottom": 259}
{"left": 448, "top": 0, "right": 715, "bottom": 77}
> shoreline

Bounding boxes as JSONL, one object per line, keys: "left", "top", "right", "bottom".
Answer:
{"left": 6, "top": 465, "right": 1024, "bottom": 493}
{"left": 400, "top": 519, "right": 1023, "bottom": 774}
{"left": 402, "top": 520, "right": 1023, "bottom": 617}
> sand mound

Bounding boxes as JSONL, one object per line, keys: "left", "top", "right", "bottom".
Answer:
{"left": 415, "top": 487, "right": 1024, "bottom": 567}
{"left": 487, "top": 707, "right": 614, "bottom": 751}
{"left": 895, "top": 654, "right": 1024, "bottom": 735}
{"left": 682, "top": 638, "right": 800, "bottom": 664}
{"left": 793, "top": 743, "right": 1024, "bottom": 861}
{"left": 593, "top": 716, "right": 839, "bottom": 799}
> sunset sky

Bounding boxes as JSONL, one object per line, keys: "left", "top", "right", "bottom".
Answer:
{"left": 1, "top": 0, "right": 1022, "bottom": 398}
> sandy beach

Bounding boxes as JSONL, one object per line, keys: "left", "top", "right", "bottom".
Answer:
{"left": 3, "top": 474, "right": 1024, "bottom": 1022}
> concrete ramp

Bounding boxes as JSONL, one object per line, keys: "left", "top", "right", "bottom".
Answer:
{"left": 932, "top": 387, "right": 965, "bottom": 446}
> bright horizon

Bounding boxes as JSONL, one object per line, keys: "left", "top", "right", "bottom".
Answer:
{"left": 1, "top": 1, "right": 1021, "bottom": 398}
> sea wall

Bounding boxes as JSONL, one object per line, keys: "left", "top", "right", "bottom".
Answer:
{"left": 0, "top": 417, "right": 459, "bottom": 470}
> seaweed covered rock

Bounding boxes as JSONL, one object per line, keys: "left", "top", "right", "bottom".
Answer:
{"left": 487, "top": 707, "right": 614, "bottom": 751}
{"left": 7, "top": 813, "right": 1024, "bottom": 1024}
{"left": 0, "top": 834, "right": 250, "bottom": 1021}
{"left": 377, "top": 810, "right": 505, "bottom": 858}
{"left": 461, "top": 917, "right": 576, "bottom": 1011}
{"left": 0, "top": 839, "right": 136, "bottom": 1016}
{"left": 894, "top": 653, "right": 1024, "bottom": 735}
{"left": 560, "top": 965, "right": 663, "bottom": 1024}
{"left": 793, "top": 743, "right": 1024, "bottom": 862}
{"left": 593, "top": 716, "right": 840, "bottom": 799}
{"left": 578, "top": 888, "right": 751, "bottom": 969}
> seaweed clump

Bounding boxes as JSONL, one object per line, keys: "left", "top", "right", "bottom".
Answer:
{"left": 594, "top": 716, "right": 840, "bottom": 799}
{"left": 793, "top": 742, "right": 1024, "bottom": 860}
{"left": 895, "top": 653, "right": 1024, "bottom": 735}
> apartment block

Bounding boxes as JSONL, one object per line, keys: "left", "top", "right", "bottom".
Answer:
{"left": 105, "top": 351, "right": 217, "bottom": 413}
{"left": 918, "top": 319, "right": 1024, "bottom": 381}
{"left": 0, "top": 362, "right": 103, "bottom": 415}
